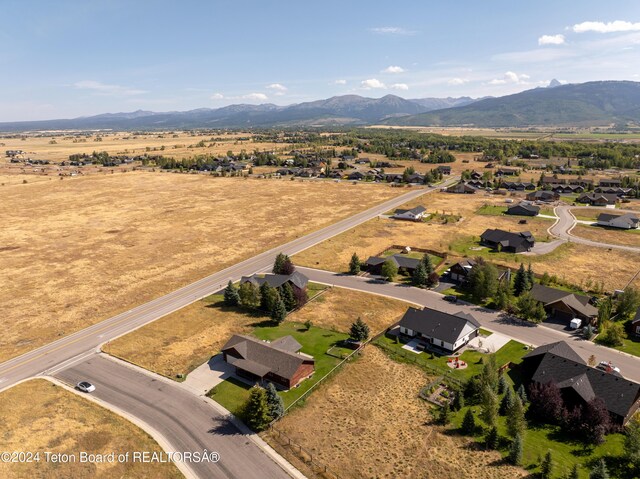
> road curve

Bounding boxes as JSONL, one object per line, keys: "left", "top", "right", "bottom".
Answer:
{"left": 53, "top": 355, "right": 290, "bottom": 479}
{"left": 0, "top": 178, "right": 457, "bottom": 392}
{"left": 297, "top": 267, "right": 640, "bottom": 383}
{"left": 549, "top": 205, "right": 640, "bottom": 253}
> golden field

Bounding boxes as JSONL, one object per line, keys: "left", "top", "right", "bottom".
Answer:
{"left": 0, "top": 172, "right": 402, "bottom": 362}
{"left": 0, "top": 379, "right": 182, "bottom": 479}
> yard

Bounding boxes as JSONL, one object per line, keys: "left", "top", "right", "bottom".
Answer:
{"left": 0, "top": 379, "right": 182, "bottom": 479}
{"left": 261, "top": 346, "right": 526, "bottom": 479}
{"left": 0, "top": 172, "right": 402, "bottom": 362}
{"left": 207, "top": 321, "right": 349, "bottom": 413}
{"left": 571, "top": 224, "right": 640, "bottom": 247}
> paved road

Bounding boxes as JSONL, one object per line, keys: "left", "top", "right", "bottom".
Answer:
{"left": 298, "top": 267, "right": 640, "bottom": 382}
{"left": 550, "top": 205, "right": 640, "bottom": 253}
{"left": 0, "top": 178, "right": 456, "bottom": 392}
{"left": 53, "top": 355, "right": 289, "bottom": 479}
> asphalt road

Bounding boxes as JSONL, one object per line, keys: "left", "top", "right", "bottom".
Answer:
{"left": 54, "top": 355, "right": 289, "bottom": 479}
{"left": 0, "top": 179, "right": 456, "bottom": 392}
{"left": 298, "top": 267, "right": 640, "bottom": 383}
{"left": 550, "top": 205, "right": 640, "bottom": 253}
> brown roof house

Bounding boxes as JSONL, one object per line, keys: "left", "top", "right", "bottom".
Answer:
{"left": 221, "top": 334, "right": 315, "bottom": 389}
{"left": 529, "top": 284, "right": 597, "bottom": 325}
{"left": 577, "top": 193, "right": 619, "bottom": 206}
{"left": 521, "top": 341, "right": 640, "bottom": 425}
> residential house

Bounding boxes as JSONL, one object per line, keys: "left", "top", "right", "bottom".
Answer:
{"left": 495, "top": 167, "right": 521, "bottom": 177}
{"left": 599, "top": 179, "right": 622, "bottom": 188}
{"left": 221, "top": 334, "right": 315, "bottom": 389}
{"left": 529, "top": 284, "right": 597, "bottom": 324}
{"left": 467, "top": 179, "right": 485, "bottom": 188}
{"left": 632, "top": 308, "right": 640, "bottom": 337}
{"left": 449, "top": 259, "right": 477, "bottom": 283}
{"left": 549, "top": 184, "right": 584, "bottom": 194}
{"left": 470, "top": 170, "right": 482, "bottom": 180}
{"left": 577, "top": 193, "right": 619, "bottom": 206}
{"left": 446, "top": 182, "right": 477, "bottom": 194}
{"left": 506, "top": 202, "right": 540, "bottom": 216}
{"left": 480, "top": 229, "right": 535, "bottom": 253}
{"left": 594, "top": 186, "right": 633, "bottom": 196}
{"left": 437, "top": 165, "right": 451, "bottom": 175}
{"left": 364, "top": 254, "right": 420, "bottom": 276}
{"left": 385, "top": 173, "right": 404, "bottom": 183}
{"left": 397, "top": 307, "right": 480, "bottom": 353}
{"left": 392, "top": 205, "right": 428, "bottom": 221}
{"left": 240, "top": 271, "right": 309, "bottom": 295}
{"left": 596, "top": 212, "right": 640, "bottom": 229}
{"left": 521, "top": 341, "right": 640, "bottom": 425}
{"left": 348, "top": 171, "right": 365, "bottom": 181}
{"left": 526, "top": 190, "right": 560, "bottom": 202}
{"left": 501, "top": 181, "right": 536, "bottom": 191}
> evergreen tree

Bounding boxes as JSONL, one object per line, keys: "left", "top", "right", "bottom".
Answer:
{"left": 480, "top": 354, "right": 499, "bottom": 392}
{"left": 498, "top": 374, "right": 508, "bottom": 395}
{"left": 540, "top": 451, "right": 553, "bottom": 479}
{"left": 239, "top": 281, "right": 261, "bottom": 308}
{"left": 265, "top": 383, "right": 285, "bottom": 420}
{"left": 624, "top": 415, "right": 640, "bottom": 469}
{"left": 597, "top": 296, "right": 613, "bottom": 329}
{"left": 526, "top": 263, "right": 535, "bottom": 289}
{"left": 438, "top": 402, "right": 451, "bottom": 425}
{"left": 568, "top": 464, "right": 579, "bottom": 479}
{"left": 480, "top": 385, "right": 499, "bottom": 427}
{"left": 452, "top": 392, "right": 465, "bottom": 411}
{"left": 517, "top": 384, "right": 528, "bottom": 404}
{"left": 421, "top": 253, "right": 434, "bottom": 276}
{"left": 412, "top": 262, "right": 428, "bottom": 287}
{"left": 349, "top": 253, "right": 361, "bottom": 275}
{"left": 513, "top": 263, "right": 530, "bottom": 296}
{"left": 280, "top": 283, "right": 297, "bottom": 311}
{"left": 499, "top": 386, "right": 515, "bottom": 416}
{"left": 270, "top": 297, "right": 287, "bottom": 324}
{"left": 349, "top": 317, "right": 370, "bottom": 342}
{"left": 273, "top": 253, "right": 287, "bottom": 274}
{"left": 381, "top": 259, "right": 398, "bottom": 282}
{"left": 589, "top": 459, "right": 609, "bottom": 479}
{"left": 461, "top": 408, "right": 476, "bottom": 435}
{"left": 506, "top": 392, "right": 526, "bottom": 438}
{"left": 485, "top": 426, "right": 499, "bottom": 450}
{"left": 260, "top": 283, "right": 279, "bottom": 312}
{"left": 223, "top": 280, "right": 240, "bottom": 306}
{"left": 508, "top": 433, "right": 523, "bottom": 466}
{"left": 244, "top": 387, "right": 271, "bottom": 431}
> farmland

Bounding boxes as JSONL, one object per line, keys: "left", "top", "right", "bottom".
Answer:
{"left": 0, "top": 172, "right": 402, "bottom": 362}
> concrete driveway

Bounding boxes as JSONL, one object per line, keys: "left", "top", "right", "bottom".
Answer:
{"left": 468, "top": 331, "right": 511, "bottom": 353}
{"left": 182, "top": 355, "right": 237, "bottom": 396}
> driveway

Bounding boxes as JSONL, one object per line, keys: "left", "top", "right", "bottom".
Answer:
{"left": 468, "top": 331, "right": 511, "bottom": 353}
{"left": 182, "top": 355, "right": 237, "bottom": 396}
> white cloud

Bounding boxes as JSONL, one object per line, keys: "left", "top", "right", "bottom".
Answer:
{"left": 488, "top": 71, "right": 530, "bottom": 85}
{"left": 210, "top": 92, "right": 224, "bottom": 100}
{"left": 360, "top": 78, "right": 386, "bottom": 89}
{"left": 390, "top": 83, "right": 409, "bottom": 91}
{"left": 241, "top": 93, "right": 268, "bottom": 101}
{"left": 383, "top": 65, "right": 405, "bottom": 73}
{"left": 332, "top": 79, "right": 347, "bottom": 85}
{"left": 73, "top": 80, "right": 147, "bottom": 96}
{"left": 369, "top": 26, "right": 416, "bottom": 36}
{"left": 573, "top": 21, "right": 640, "bottom": 33}
{"left": 538, "top": 34, "right": 565, "bottom": 45}
{"left": 266, "top": 83, "right": 287, "bottom": 92}
{"left": 448, "top": 77, "right": 469, "bottom": 85}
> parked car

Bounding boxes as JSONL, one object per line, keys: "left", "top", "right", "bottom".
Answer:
{"left": 596, "top": 361, "right": 621, "bottom": 374}
{"left": 443, "top": 295, "right": 458, "bottom": 303}
{"left": 76, "top": 381, "right": 96, "bottom": 393}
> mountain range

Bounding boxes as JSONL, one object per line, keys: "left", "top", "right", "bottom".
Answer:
{"left": 1, "top": 81, "right": 640, "bottom": 131}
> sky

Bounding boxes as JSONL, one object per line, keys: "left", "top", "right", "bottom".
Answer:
{"left": 2, "top": 0, "right": 640, "bottom": 121}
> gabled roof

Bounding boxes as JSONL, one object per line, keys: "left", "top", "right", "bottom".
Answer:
{"left": 240, "top": 271, "right": 309, "bottom": 290}
{"left": 529, "top": 284, "right": 597, "bottom": 318}
{"left": 394, "top": 205, "right": 426, "bottom": 216}
{"left": 523, "top": 340, "right": 586, "bottom": 364}
{"left": 221, "top": 334, "right": 313, "bottom": 380}
{"left": 365, "top": 254, "right": 420, "bottom": 270}
{"left": 632, "top": 307, "right": 640, "bottom": 325}
{"left": 597, "top": 212, "right": 639, "bottom": 227}
{"left": 480, "top": 229, "right": 535, "bottom": 248}
{"left": 526, "top": 342, "right": 640, "bottom": 419}
{"left": 507, "top": 202, "right": 540, "bottom": 214}
{"left": 399, "top": 307, "right": 481, "bottom": 345}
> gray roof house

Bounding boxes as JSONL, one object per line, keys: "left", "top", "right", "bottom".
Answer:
{"left": 365, "top": 254, "right": 420, "bottom": 276}
{"left": 398, "top": 307, "right": 481, "bottom": 353}
{"left": 240, "top": 271, "right": 309, "bottom": 293}
{"left": 446, "top": 182, "right": 477, "bottom": 194}
{"left": 392, "top": 205, "right": 427, "bottom": 221}
{"left": 480, "top": 229, "right": 535, "bottom": 253}
{"left": 529, "top": 284, "right": 597, "bottom": 323}
{"left": 506, "top": 202, "right": 540, "bottom": 217}
{"left": 521, "top": 341, "right": 640, "bottom": 425}
{"left": 221, "top": 334, "right": 315, "bottom": 389}
{"left": 597, "top": 212, "right": 640, "bottom": 230}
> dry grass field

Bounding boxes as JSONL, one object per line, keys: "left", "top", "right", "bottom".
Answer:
{"left": 0, "top": 172, "right": 402, "bottom": 362}
{"left": 295, "top": 191, "right": 640, "bottom": 291}
{"left": 108, "top": 287, "right": 412, "bottom": 379}
{"left": 295, "top": 191, "right": 553, "bottom": 271}
{"left": 571, "top": 224, "right": 640, "bottom": 248}
{"left": 0, "top": 379, "right": 182, "bottom": 479}
{"left": 0, "top": 131, "right": 287, "bottom": 163}
{"left": 262, "top": 346, "right": 526, "bottom": 479}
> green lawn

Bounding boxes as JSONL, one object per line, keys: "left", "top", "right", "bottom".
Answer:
{"left": 539, "top": 207, "right": 556, "bottom": 216}
{"left": 207, "top": 321, "right": 349, "bottom": 415}
{"left": 449, "top": 406, "right": 625, "bottom": 478}
{"left": 476, "top": 204, "right": 507, "bottom": 216}
{"left": 479, "top": 328, "right": 493, "bottom": 337}
{"left": 375, "top": 335, "right": 529, "bottom": 382}
{"left": 610, "top": 335, "right": 640, "bottom": 358}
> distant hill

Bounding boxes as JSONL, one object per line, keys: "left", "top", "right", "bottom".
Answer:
{"left": 0, "top": 94, "right": 476, "bottom": 132}
{"left": 384, "top": 81, "right": 640, "bottom": 128}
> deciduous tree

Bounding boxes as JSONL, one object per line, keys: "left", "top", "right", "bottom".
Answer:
{"left": 381, "top": 259, "right": 398, "bottom": 282}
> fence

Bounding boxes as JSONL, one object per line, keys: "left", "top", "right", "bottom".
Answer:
{"left": 375, "top": 244, "right": 448, "bottom": 270}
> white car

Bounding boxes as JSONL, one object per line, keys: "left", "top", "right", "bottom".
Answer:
{"left": 77, "top": 381, "right": 96, "bottom": 393}
{"left": 596, "top": 361, "right": 621, "bottom": 374}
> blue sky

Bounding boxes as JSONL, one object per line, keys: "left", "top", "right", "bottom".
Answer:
{"left": 2, "top": 0, "right": 640, "bottom": 121}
